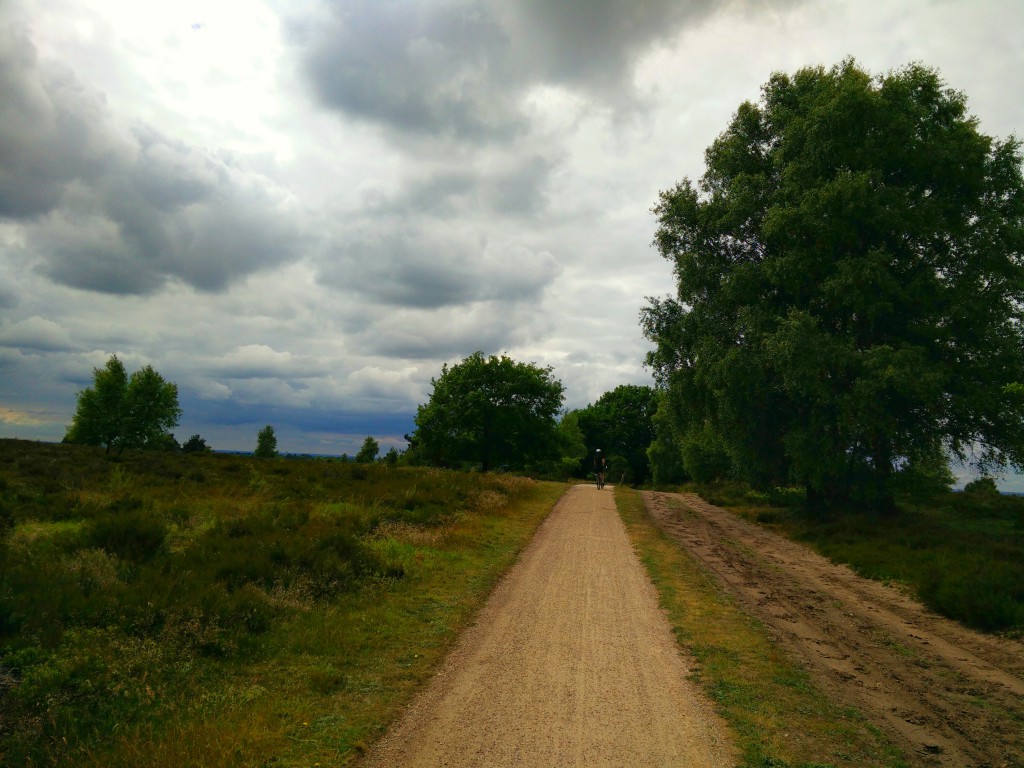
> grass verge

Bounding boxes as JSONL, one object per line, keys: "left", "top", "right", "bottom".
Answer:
{"left": 615, "top": 486, "right": 908, "bottom": 768}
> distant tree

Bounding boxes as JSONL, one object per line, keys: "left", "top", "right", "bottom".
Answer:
{"left": 555, "top": 410, "right": 588, "bottom": 478}
{"left": 383, "top": 446, "right": 400, "bottom": 465}
{"left": 255, "top": 425, "right": 278, "bottom": 458}
{"left": 643, "top": 59, "right": 1024, "bottom": 511}
{"left": 412, "top": 351, "right": 565, "bottom": 472}
{"left": 963, "top": 476, "right": 999, "bottom": 495}
{"left": 576, "top": 385, "right": 658, "bottom": 485}
{"left": 182, "top": 434, "right": 211, "bottom": 453}
{"left": 356, "top": 435, "right": 380, "bottom": 463}
{"left": 64, "top": 355, "right": 181, "bottom": 456}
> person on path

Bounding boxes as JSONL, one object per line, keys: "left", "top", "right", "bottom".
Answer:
{"left": 594, "top": 448, "right": 607, "bottom": 489}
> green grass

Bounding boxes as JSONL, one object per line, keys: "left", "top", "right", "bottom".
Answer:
{"left": 615, "top": 486, "right": 908, "bottom": 768}
{"left": 695, "top": 483, "right": 1024, "bottom": 636}
{"left": 0, "top": 439, "right": 564, "bottom": 766}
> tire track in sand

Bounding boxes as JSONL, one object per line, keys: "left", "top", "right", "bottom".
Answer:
{"left": 360, "top": 484, "right": 736, "bottom": 768}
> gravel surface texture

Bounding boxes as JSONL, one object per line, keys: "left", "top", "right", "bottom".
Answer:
{"left": 360, "top": 484, "right": 737, "bottom": 767}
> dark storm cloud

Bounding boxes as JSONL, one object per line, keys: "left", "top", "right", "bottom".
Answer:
{"left": 0, "top": 23, "right": 303, "bottom": 295}
{"left": 0, "top": 24, "right": 117, "bottom": 218}
{"left": 0, "top": 284, "right": 18, "bottom": 309}
{"left": 299, "top": 0, "right": 750, "bottom": 138}
{"left": 302, "top": 0, "right": 523, "bottom": 141}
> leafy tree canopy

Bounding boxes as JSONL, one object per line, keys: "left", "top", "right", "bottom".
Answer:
{"left": 255, "top": 425, "right": 278, "bottom": 458}
{"left": 412, "top": 351, "right": 565, "bottom": 472}
{"left": 642, "top": 59, "right": 1024, "bottom": 511}
{"left": 64, "top": 355, "right": 181, "bottom": 456}
{"left": 576, "top": 384, "right": 658, "bottom": 485}
{"left": 646, "top": 391, "right": 688, "bottom": 486}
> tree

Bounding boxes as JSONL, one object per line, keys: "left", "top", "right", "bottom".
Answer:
{"left": 643, "top": 59, "right": 1024, "bottom": 511}
{"left": 555, "top": 410, "right": 588, "bottom": 478}
{"left": 646, "top": 391, "right": 688, "bottom": 485}
{"left": 255, "top": 425, "right": 278, "bottom": 458}
{"left": 64, "top": 355, "right": 181, "bottom": 456}
{"left": 412, "top": 352, "right": 565, "bottom": 471}
{"left": 182, "top": 434, "right": 211, "bottom": 453}
{"left": 355, "top": 435, "right": 380, "bottom": 463}
{"left": 576, "top": 385, "right": 658, "bottom": 485}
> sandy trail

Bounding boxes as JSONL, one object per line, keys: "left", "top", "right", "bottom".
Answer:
{"left": 643, "top": 491, "right": 1024, "bottom": 768}
{"left": 360, "top": 484, "right": 736, "bottom": 768}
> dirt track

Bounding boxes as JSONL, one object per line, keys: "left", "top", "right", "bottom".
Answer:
{"left": 360, "top": 484, "right": 736, "bottom": 767}
{"left": 643, "top": 491, "right": 1024, "bottom": 768}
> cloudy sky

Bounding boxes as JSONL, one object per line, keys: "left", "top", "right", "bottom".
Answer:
{"left": 1, "top": 1, "right": 1022, "bottom": 473}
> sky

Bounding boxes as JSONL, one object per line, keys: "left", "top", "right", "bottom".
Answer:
{"left": 1, "top": 1, "right": 1023, "bottom": 483}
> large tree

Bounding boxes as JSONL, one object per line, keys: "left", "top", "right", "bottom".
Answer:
{"left": 413, "top": 352, "right": 565, "bottom": 472}
{"left": 642, "top": 59, "right": 1024, "bottom": 511}
{"left": 65, "top": 355, "right": 182, "bottom": 456}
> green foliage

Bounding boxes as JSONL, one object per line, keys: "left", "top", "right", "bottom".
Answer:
{"left": 412, "top": 351, "right": 565, "bottom": 472}
{"left": 530, "top": 409, "right": 588, "bottom": 479}
{"left": 356, "top": 435, "right": 380, "bottom": 463}
{"left": 181, "top": 434, "right": 211, "bottom": 453}
{"left": 254, "top": 425, "right": 278, "bottom": 458}
{"left": 84, "top": 499, "right": 168, "bottom": 563}
{"left": 643, "top": 59, "right": 1024, "bottom": 511}
{"left": 64, "top": 355, "right": 182, "bottom": 456}
{"left": 680, "top": 422, "right": 732, "bottom": 483}
{"left": 646, "top": 391, "right": 688, "bottom": 485}
{"left": 963, "top": 476, "right": 999, "bottom": 495}
{"left": 576, "top": 384, "right": 658, "bottom": 485}
{"left": 0, "top": 438, "right": 548, "bottom": 764}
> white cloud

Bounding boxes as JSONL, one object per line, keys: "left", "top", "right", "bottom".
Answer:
{"left": 0, "top": 316, "right": 76, "bottom": 351}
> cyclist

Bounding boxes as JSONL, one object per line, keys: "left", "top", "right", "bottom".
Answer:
{"left": 594, "top": 448, "right": 607, "bottom": 489}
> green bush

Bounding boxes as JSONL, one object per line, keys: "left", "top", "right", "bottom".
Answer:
{"left": 84, "top": 500, "right": 167, "bottom": 563}
{"left": 963, "top": 476, "right": 999, "bottom": 495}
{"left": 920, "top": 559, "right": 1024, "bottom": 632}
{"left": 0, "top": 438, "right": 539, "bottom": 764}
{"left": 681, "top": 425, "right": 732, "bottom": 483}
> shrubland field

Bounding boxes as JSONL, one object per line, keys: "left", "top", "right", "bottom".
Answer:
{"left": 0, "top": 439, "right": 563, "bottom": 766}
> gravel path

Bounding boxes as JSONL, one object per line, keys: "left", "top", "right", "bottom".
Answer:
{"left": 360, "top": 484, "right": 736, "bottom": 767}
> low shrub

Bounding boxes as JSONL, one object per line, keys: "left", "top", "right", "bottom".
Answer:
{"left": 84, "top": 501, "right": 167, "bottom": 563}
{"left": 920, "top": 558, "right": 1024, "bottom": 632}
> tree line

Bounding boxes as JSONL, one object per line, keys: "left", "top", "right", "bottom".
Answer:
{"left": 64, "top": 58, "right": 1024, "bottom": 513}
